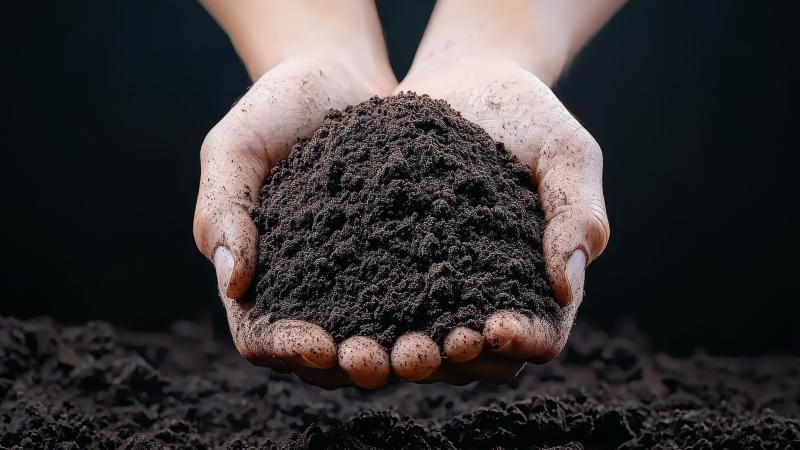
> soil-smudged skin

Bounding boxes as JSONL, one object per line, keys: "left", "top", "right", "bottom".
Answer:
{"left": 252, "top": 93, "right": 559, "bottom": 348}
{"left": 1, "top": 316, "right": 798, "bottom": 449}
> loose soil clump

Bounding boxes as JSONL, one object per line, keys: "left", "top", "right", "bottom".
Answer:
{"left": 1, "top": 316, "right": 798, "bottom": 449}
{"left": 252, "top": 93, "right": 558, "bottom": 347}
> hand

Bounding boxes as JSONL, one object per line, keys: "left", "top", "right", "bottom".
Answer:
{"left": 384, "top": 53, "right": 610, "bottom": 384}
{"left": 196, "top": 0, "right": 408, "bottom": 389}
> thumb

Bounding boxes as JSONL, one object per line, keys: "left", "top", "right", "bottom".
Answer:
{"left": 193, "top": 119, "right": 267, "bottom": 299}
{"left": 536, "top": 125, "right": 610, "bottom": 307}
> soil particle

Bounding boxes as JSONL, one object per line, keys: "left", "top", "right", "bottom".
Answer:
{"left": 1, "top": 316, "right": 798, "bottom": 449}
{"left": 251, "top": 93, "right": 558, "bottom": 347}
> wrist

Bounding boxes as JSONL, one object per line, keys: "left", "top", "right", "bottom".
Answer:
{"left": 228, "top": 29, "right": 388, "bottom": 86}
{"left": 408, "top": 41, "right": 568, "bottom": 88}
{"left": 204, "top": 0, "right": 395, "bottom": 84}
{"left": 412, "top": 0, "right": 574, "bottom": 87}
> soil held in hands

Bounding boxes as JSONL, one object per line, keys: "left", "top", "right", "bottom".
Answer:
{"left": 252, "top": 93, "right": 559, "bottom": 346}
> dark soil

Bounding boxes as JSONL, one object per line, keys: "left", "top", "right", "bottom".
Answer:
{"left": 252, "top": 93, "right": 558, "bottom": 347}
{"left": 1, "top": 316, "right": 798, "bottom": 449}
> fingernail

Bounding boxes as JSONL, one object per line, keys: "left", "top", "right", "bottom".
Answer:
{"left": 565, "top": 250, "right": 587, "bottom": 304}
{"left": 213, "top": 246, "right": 234, "bottom": 298}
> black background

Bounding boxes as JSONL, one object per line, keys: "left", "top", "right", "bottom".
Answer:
{"left": 3, "top": 1, "right": 798, "bottom": 355}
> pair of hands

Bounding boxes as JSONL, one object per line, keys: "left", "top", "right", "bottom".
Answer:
{"left": 193, "top": 2, "right": 610, "bottom": 389}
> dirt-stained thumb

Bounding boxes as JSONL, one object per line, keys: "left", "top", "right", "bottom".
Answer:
{"left": 543, "top": 207, "right": 608, "bottom": 307}
{"left": 194, "top": 204, "right": 258, "bottom": 299}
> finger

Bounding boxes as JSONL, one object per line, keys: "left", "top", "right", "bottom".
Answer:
{"left": 483, "top": 310, "right": 562, "bottom": 363}
{"left": 268, "top": 319, "right": 338, "bottom": 369}
{"left": 219, "top": 293, "right": 340, "bottom": 374}
{"left": 390, "top": 333, "right": 441, "bottom": 381}
{"left": 218, "top": 293, "right": 272, "bottom": 365}
{"left": 442, "top": 327, "right": 483, "bottom": 363}
{"left": 338, "top": 336, "right": 391, "bottom": 389}
{"left": 535, "top": 124, "right": 610, "bottom": 306}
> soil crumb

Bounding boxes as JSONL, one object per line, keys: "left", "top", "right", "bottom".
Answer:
{"left": 1, "top": 316, "right": 798, "bottom": 449}
{"left": 252, "top": 93, "right": 558, "bottom": 347}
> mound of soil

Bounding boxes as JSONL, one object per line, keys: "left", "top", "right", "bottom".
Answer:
{"left": 1, "top": 316, "right": 798, "bottom": 449}
{"left": 251, "top": 93, "right": 558, "bottom": 347}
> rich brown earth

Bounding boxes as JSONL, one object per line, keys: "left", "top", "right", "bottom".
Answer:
{"left": 251, "top": 94, "right": 559, "bottom": 348}
{"left": 1, "top": 315, "right": 797, "bottom": 449}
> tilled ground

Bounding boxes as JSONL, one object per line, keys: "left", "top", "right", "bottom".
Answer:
{"left": 0, "top": 316, "right": 797, "bottom": 449}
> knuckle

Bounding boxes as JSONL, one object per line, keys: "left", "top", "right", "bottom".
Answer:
{"left": 549, "top": 204, "right": 609, "bottom": 260}
{"left": 200, "top": 116, "right": 258, "bottom": 163}
{"left": 200, "top": 124, "right": 225, "bottom": 160}
{"left": 537, "top": 122, "right": 604, "bottom": 183}
{"left": 562, "top": 125, "right": 602, "bottom": 162}
{"left": 544, "top": 117, "right": 602, "bottom": 159}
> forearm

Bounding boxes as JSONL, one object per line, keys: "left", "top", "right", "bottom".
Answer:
{"left": 200, "top": 0, "right": 394, "bottom": 83}
{"left": 412, "top": 0, "right": 627, "bottom": 86}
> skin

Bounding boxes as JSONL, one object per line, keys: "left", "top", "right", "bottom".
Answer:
{"left": 195, "top": 0, "right": 623, "bottom": 389}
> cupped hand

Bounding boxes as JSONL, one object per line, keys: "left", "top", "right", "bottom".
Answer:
{"left": 194, "top": 57, "right": 400, "bottom": 388}
{"left": 377, "top": 55, "right": 612, "bottom": 385}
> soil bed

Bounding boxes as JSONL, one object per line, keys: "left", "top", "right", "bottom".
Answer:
{"left": 1, "top": 315, "right": 797, "bottom": 449}
{"left": 252, "top": 94, "right": 558, "bottom": 347}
